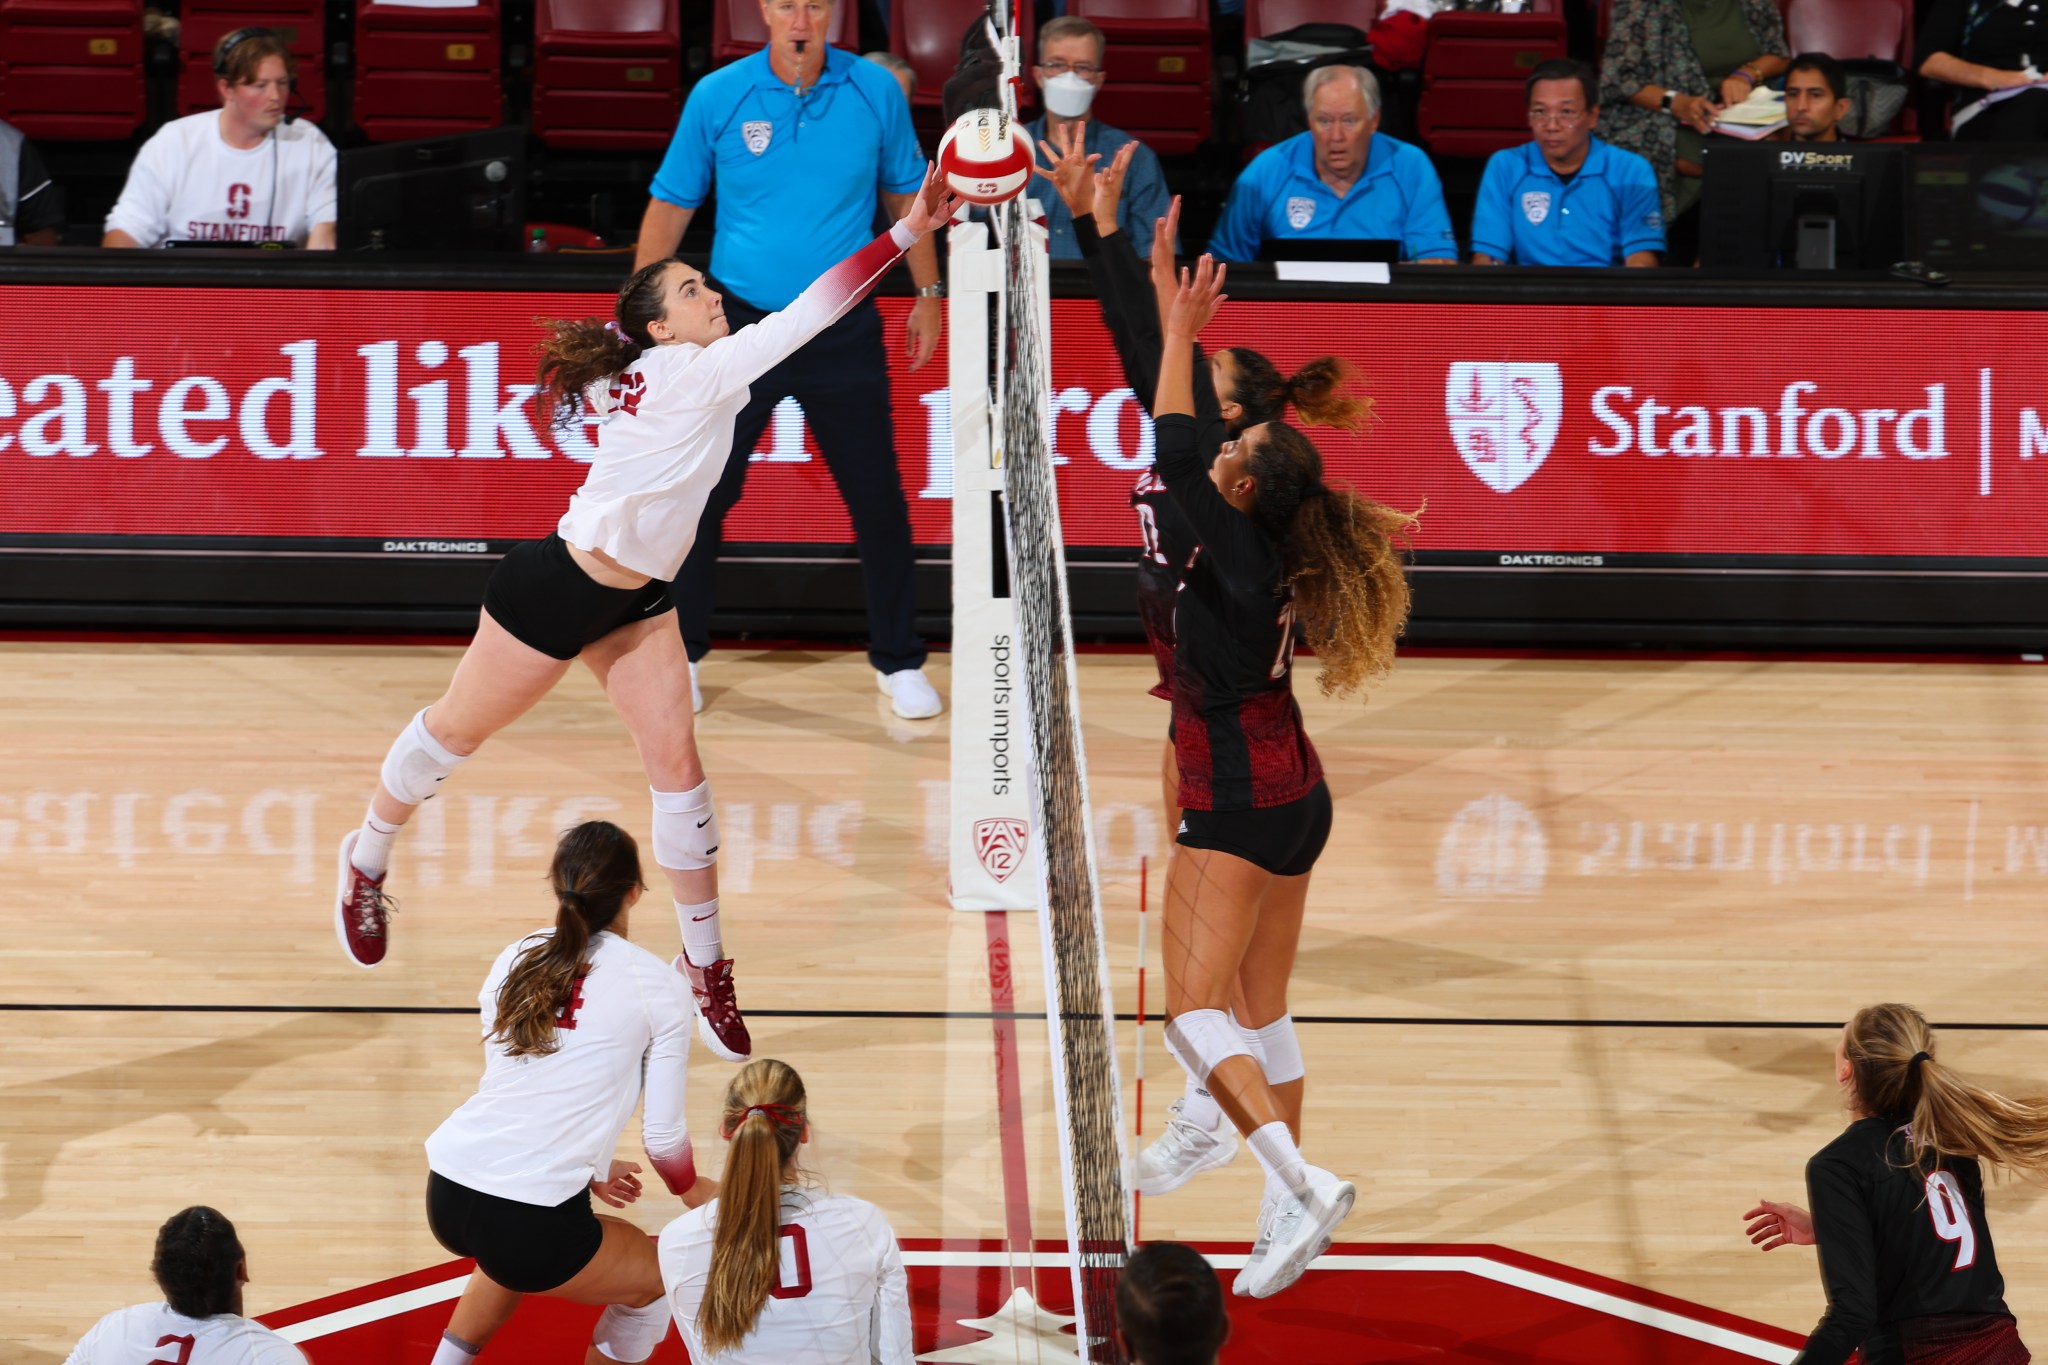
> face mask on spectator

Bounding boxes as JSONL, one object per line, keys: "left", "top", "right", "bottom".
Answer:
{"left": 1043, "top": 72, "right": 1099, "bottom": 119}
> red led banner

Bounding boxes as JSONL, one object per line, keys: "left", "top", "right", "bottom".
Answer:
{"left": 2, "top": 284, "right": 2045, "bottom": 556}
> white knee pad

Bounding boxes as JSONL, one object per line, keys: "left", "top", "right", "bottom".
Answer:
{"left": 592, "top": 1300, "right": 671, "bottom": 1363}
{"left": 651, "top": 781, "right": 719, "bottom": 870}
{"left": 1252, "top": 1013, "right": 1305, "bottom": 1085}
{"left": 1164, "top": 1008, "right": 1255, "bottom": 1085}
{"left": 1230, "top": 1009, "right": 1270, "bottom": 1069}
{"left": 379, "top": 709, "right": 466, "bottom": 806}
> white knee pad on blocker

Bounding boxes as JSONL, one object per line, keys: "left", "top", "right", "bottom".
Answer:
{"left": 379, "top": 709, "right": 466, "bottom": 806}
{"left": 592, "top": 1300, "right": 672, "bottom": 1363}
{"left": 1164, "top": 1008, "right": 1255, "bottom": 1085}
{"left": 1252, "top": 1013, "right": 1305, "bottom": 1085}
{"left": 651, "top": 782, "right": 719, "bottom": 870}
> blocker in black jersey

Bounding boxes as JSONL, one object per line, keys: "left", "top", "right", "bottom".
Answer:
{"left": 1799, "top": 1117, "right": 2026, "bottom": 1365}
{"left": 1152, "top": 412, "right": 1322, "bottom": 812}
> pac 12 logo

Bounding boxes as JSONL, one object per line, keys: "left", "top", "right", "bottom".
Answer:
{"left": 1446, "top": 361, "right": 1563, "bottom": 493}
{"left": 973, "top": 818, "right": 1029, "bottom": 883}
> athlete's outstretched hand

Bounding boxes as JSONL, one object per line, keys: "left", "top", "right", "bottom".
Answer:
{"left": 1034, "top": 122, "right": 1101, "bottom": 220}
{"left": 1093, "top": 140, "right": 1138, "bottom": 236}
{"left": 591, "top": 1160, "right": 645, "bottom": 1208}
{"left": 1165, "top": 254, "right": 1227, "bottom": 341}
{"left": 903, "top": 163, "right": 969, "bottom": 239}
{"left": 1742, "top": 1200, "right": 1814, "bottom": 1251}
{"left": 1150, "top": 195, "right": 1182, "bottom": 325}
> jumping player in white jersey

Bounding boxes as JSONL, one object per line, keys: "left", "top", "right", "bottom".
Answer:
{"left": 65, "top": 1206, "right": 307, "bottom": 1365}
{"left": 332, "top": 168, "right": 966, "bottom": 1065}
{"left": 659, "top": 1059, "right": 912, "bottom": 1364}
{"left": 423, "top": 821, "right": 711, "bottom": 1365}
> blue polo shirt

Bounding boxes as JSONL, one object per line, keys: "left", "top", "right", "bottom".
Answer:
{"left": 1469, "top": 137, "right": 1665, "bottom": 266}
{"left": 651, "top": 47, "right": 925, "bottom": 309}
{"left": 1023, "top": 116, "right": 1174, "bottom": 260}
{"left": 1207, "top": 130, "right": 1456, "bottom": 263}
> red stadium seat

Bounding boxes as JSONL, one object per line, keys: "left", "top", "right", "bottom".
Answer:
{"left": 0, "top": 0, "right": 145, "bottom": 141}
{"left": 177, "top": 6, "right": 326, "bottom": 123}
{"left": 1413, "top": 1, "right": 1568, "bottom": 159}
{"left": 711, "top": 0, "right": 856, "bottom": 66}
{"left": 891, "top": 0, "right": 1036, "bottom": 130}
{"left": 1783, "top": 0, "right": 1910, "bottom": 62}
{"left": 354, "top": 0, "right": 502, "bottom": 142}
{"left": 1070, "top": 0, "right": 1211, "bottom": 155}
{"left": 533, "top": 0, "right": 683, "bottom": 150}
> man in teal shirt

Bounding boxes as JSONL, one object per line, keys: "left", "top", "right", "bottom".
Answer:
{"left": 1021, "top": 14, "right": 1173, "bottom": 259}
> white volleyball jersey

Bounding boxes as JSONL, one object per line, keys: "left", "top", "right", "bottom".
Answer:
{"left": 426, "top": 929, "right": 696, "bottom": 1205}
{"left": 104, "top": 112, "right": 337, "bottom": 248}
{"left": 556, "top": 221, "right": 915, "bottom": 582}
{"left": 660, "top": 1188, "right": 912, "bottom": 1365}
{"left": 65, "top": 1303, "right": 307, "bottom": 1365}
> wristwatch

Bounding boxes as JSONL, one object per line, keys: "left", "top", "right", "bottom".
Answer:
{"left": 916, "top": 282, "right": 946, "bottom": 299}
{"left": 1660, "top": 89, "right": 1677, "bottom": 111}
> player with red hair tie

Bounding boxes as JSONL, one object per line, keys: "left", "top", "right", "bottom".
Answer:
{"left": 332, "top": 169, "right": 962, "bottom": 1067}
{"left": 1745, "top": 1004, "right": 2044, "bottom": 1365}
{"left": 421, "top": 821, "right": 709, "bottom": 1365}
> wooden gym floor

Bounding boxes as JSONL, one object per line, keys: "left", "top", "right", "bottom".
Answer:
{"left": 4, "top": 640, "right": 2046, "bottom": 1361}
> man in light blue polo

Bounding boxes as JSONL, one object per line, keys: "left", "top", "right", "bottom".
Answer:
{"left": 1022, "top": 14, "right": 1172, "bottom": 259}
{"left": 1470, "top": 59, "right": 1664, "bottom": 267}
{"left": 632, "top": 0, "right": 945, "bottom": 720}
{"left": 1208, "top": 65, "right": 1456, "bottom": 264}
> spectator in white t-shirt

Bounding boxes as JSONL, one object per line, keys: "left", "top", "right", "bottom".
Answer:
{"left": 103, "top": 28, "right": 336, "bottom": 249}
{"left": 660, "top": 1059, "right": 913, "bottom": 1364}
{"left": 65, "top": 1206, "right": 308, "bottom": 1365}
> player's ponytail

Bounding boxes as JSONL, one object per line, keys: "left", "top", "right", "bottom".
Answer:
{"left": 533, "top": 258, "right": 675, "bottom": 429}
{"left": 1223, "top": 348, "right": 1373, "bottom": 433}
{"left": 701, "top": 1060, "right": 808, "bottom": 1354}
{"left": 490, "top": 821, "right": 644, "bottom": 1058}
{"left": 1847, "top": 1002, "right": 2048, "bottom": 1180}
{"left": 1245, "top": 422, "right": 1417, "bottom": 699}
{"left": 152, "top": 1205, "right": 245, "bottom": 1318}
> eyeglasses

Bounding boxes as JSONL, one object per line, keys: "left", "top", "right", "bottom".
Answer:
{"left": 1310, "top": 113, "right": 1366, "bottom": 132}
{"left": 1527, "top": 108, "right": 1586, "bottom": 126}
{"left": 1038, "top": 61, "right": 1104, "bottom": 77}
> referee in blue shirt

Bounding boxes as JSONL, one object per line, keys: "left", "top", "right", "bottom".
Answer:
{"left": 633, "top": 0, "right": 945, "bottom": 720}
{"left": 1470, "top": 60, "right": 1664, "bottom": 268}
{"left": 1208, "top": 66, "right": 1456, "bottom": 264}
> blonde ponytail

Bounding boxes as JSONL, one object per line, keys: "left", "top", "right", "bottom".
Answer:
{"left": 700, "top": 1059, "right": 808, "bottom": 1354}
{"left": 1846, "top": 1003, "right": 2048, "bottom": 1180}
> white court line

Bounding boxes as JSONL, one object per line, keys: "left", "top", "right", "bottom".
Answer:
{"left": 280, "top": 1251, "right": 1796, "bottom": 1362}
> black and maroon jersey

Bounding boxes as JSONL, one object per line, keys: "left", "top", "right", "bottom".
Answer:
{"left": 1796, "top": 1117, "right": 2026, "bottom": 1365}
{"left": 1152, "top": 412, "right": 1321, "bottom": 812}
{"left": 1134, "top": 469, "right": 1191, "bottom": 700}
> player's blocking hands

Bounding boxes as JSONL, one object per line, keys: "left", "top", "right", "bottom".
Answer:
{"left": 1741, "top": 1199, "right": 1814, "bottom": 1251}
{"left": 1150, "top": 195, "right": 1183, "bottom": 320}
{"left": 1033, "top": 123, "right": 1100, "bottom": 218}
{"left": 1166, "top": 254, "right": 1226, "bottom": 340}
{"left": 1094, "top": 140, "right": 1138, "bottom": 232}
{"left": 590, "top": 1159, "right": 645, "bottom": 1208}
{"left": 905, "top": 164, "right": 968, "bottom": 238}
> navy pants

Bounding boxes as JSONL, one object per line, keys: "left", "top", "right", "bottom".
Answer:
{"left": 675, "top": 292, "right": 927, "bottom": 674}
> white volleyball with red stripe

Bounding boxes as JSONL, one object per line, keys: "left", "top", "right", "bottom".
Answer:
{"left": 937, "top": 108, "right": 1033, "bottom": 206}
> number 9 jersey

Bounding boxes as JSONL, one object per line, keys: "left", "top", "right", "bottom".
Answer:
{"left": 1798, "top": 1116, "right": 2026, "bottom": 1365}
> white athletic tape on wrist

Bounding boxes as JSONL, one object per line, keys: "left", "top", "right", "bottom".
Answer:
{"left": 1163, "top": 1008, "right": 1254, "bottom": 1085}
{"left": 592, "top": 1300, "right": 672, "bottom": 1363}
{"left": 1254, "top": 1013, "right": 1305, "bottom": 1085}
{"left": 379, "top": 709, "right": 466, "bottom": 806}
{"left": 650, "top": 781, "right": 718, "bottom": 870}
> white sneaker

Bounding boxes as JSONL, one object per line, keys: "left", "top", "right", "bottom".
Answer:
{"left": 689, "top": 660, "right": 703, "bottom": 714}
{"left": 1130, "top": 1100, "right": 1238, "bottom": 1196}
{"left": 1235, "top": 1167, "right": 1353, "bottom": 1299}
{"left": 877, "top": 667, "right": 942, "bottom": 720}
{"left": 1232, "top": 1193, "right": 1279, "bottom": 1297}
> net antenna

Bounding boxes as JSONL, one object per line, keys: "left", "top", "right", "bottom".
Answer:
{"left": 993, "top": 1, "right": 1135, "bottom": 1356}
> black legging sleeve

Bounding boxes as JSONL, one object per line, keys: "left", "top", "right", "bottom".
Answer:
{"left": 1074, "top": 214, "right": 1222, "bottom": 433}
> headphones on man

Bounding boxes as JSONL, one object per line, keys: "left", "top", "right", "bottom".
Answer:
{"left": 213, "top": 26, "right": 278, "bottom": 78}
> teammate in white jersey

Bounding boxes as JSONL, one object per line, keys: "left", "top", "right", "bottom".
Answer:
{"left": 104, "top": 28, "right": 335, "bottom": 250}
{"left": 330, "top": 167, "right": 966, "bottom": 1065}
{"left": 660, "top": 1059, "right": 912, "bottom": 1364}
{"left": 66, "top": 1206, "right": 307, "bottom": 1365}
{"left": 423, "top": 821, "right": 710, "bottom": 1365}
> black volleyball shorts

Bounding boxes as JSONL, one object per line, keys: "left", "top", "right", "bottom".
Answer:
{"left": 481, "top": 533, "right": 672, "bottom": 661}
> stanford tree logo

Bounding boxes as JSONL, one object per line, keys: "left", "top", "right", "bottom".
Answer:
{"left": 1445, "top": 361, "right": 1563, "bottom": 493}
{"left": 973, "top": 818, "right": 1029, "bottom": 883}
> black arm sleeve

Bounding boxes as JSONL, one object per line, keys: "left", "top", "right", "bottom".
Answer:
{"left": 1153, "top": 413, "right": 1279, "bottom": 592}
{"left": 1075, "top": 216, "right": 1222, "bottom": 434}
{"left": 1794, "top": 1156, "right": 1879, "bottom": 1365}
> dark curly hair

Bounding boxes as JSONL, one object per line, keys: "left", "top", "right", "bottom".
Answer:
{"left": 152, "top": 1206, "right": 245, "bottom": 1318}
{"left": 1222, "top": 350, "right": 1373, "bottom": 433}
{"left": 533, "top": 258, "right": 678, "bottom": 429}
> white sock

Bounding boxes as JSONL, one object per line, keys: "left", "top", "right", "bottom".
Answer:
{"left": 431, "top": 1331, "right": 481, "bottom": 1365}
{"left": 351, "top": 812, "right": 402, "bottom": 879}
{"left": 1246, "top": 1120, "right": 1308, "bottom": 1196}
{"left": 1177, "top": 1075, "right": 1223, "bottom": 1132}
{"left": 677, "top": 899, "right": 723, "bottom": 967}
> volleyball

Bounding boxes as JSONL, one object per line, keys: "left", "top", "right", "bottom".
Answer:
{"left": 937, "top": 108, "right": 1033, "bottom": 205}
